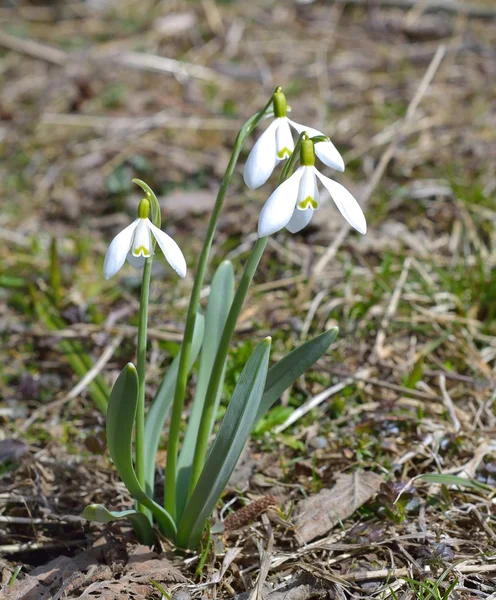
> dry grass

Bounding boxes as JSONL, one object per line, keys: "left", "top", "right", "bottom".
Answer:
{"left": 1, "top": 0, "right": 495, "bottom": 598}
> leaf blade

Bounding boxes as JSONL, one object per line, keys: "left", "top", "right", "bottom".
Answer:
{"left": 143, "top": 314, "right": 205, "bottom": 498}
{"left": 177, "top": 337, "right": 271, "bottom": 548}
{"left": 83, "top": 504, "right": 154, "bottom": 545}
{"left": 176, "top": 261, "right": 235, "bottom": 515}
{"left": 106, "top": 363, "right": 176, "bottom": 536}
{"left": 256, "top": 327, "right": 338, "bottom": 422}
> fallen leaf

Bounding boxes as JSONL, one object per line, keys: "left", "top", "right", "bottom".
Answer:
{"left": 294, "top": 471, "right": 384, "bottom": 543}
{"left": 0, "top": 439, "right": 29, "bottom": 463}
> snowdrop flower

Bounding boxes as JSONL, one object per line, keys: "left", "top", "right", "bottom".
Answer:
{"left": 103, "top": 198, "right": 186, "bottom": 280}
{"left": 244, "top": 89, "right": 345, "bottom": 190}
{"left": 258, "top": 138, "right": 366, "bottom": 238}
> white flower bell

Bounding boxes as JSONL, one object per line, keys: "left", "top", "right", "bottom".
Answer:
{"left": 258, "top": 138, "right": 367, "bottom": 238}
{"left": 244, "top": 89, "right": 345, "bottom": 190}
{"left": 103, "top": 198, "right": 187, "bottom": 280}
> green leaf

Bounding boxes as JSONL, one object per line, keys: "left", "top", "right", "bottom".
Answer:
{"left": 177, "top": 337, "right": 271, "bottom": 549}
{"left": 255, "top": 327, "right": 338, "bottom": 422}
{"left": 133, "top": 178, "right": 161, "bottom": 229}
{"left": 418, "top": 473, "right": 492, "bottom": 492}
{"left": 176, "top": 261, "right": 235, "bottom": 516}
{"left": 143, "top": 314, "right": 205, "bottom": 499}
{"left": 403, "top": 356, "right": 424, "bottom": 389}
{"left": 106, "top": 363, "right": 176, "bottom": 537}
{"left": 83, "top": 504, "right": 154, "bottom": 545}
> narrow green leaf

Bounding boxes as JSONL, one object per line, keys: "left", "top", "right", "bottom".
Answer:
{"left": 419, "top": 473, "right": 492, "bottom": 492}
{"left": 106, "top": 363, "right": 176, "bottom": 536}
{"left": 143, "top": 314, "right": 205, "bottom": 498}
{"left": 83, "top": 504, "right": 154, "bottom": 545}
{"left": 256, "top": 327, "right": 338, "bottom": 422}
{"left": 177, "top": 338, "right": 271, "bottom": 549}
{"left": 176, "top": 261, "right": 235, "bottom": 516}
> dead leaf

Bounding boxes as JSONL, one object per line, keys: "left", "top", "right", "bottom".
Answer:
{"left": 4, "top": 544, "right": 187, "bottom": 600}
{"left": 294, "top": 471, "right": 384, "bottom": 543}
{"left": 0, "top": 439, "right": 29, "bottom": 463}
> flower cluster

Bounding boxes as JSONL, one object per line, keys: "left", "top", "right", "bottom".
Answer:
{"left": 244, "top": 89, "right": 366, "bottom": 239}
{"left": 104, "top": 88, "right": 365, "bottom": 280}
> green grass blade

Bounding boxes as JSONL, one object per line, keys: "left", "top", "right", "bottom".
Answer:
{"left": 176, "top": 261, "right": 235, "bottom": 516}
{"left": 418, "top": 473, "right": 492, "bottom": 492}
{"left": 143, "top": 314, "right": 205, "bottom": 499}
{"left": 83, "top": 504, "right": 154, "bottom": 545}
{"left": 255, "top": 327, "right": 338, "bottom": 422}
{"left": 177, "top": 337, "right": 271, "bottom": 549}
{"left": 31, "top": 288, "right": 109, "bottom": 411}
{"left": 106, "top": 363, "right": 176, "bottom": 537}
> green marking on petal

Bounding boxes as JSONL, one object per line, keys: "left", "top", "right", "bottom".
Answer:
{"left": 298, "top": 197, "right": 318, "bottom": 210}
{"left": 133, "top": 246, "right": 151, "bottom": 257}
{"left": 277, "top": 147, "right": 292, "bottom": 159}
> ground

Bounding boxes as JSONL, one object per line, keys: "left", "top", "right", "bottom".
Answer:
{"left": 1, "top": 0, "right": 495, "bottom": 598}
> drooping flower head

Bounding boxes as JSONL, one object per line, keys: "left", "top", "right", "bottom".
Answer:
{"left": 244, "top": 88, "right": 345, "bottom": 190}
{"left": 103, "top": 198, "right": 186, "bottom": 280}
{"left": 258, "top": 137, "right": 367, "bottom": 238}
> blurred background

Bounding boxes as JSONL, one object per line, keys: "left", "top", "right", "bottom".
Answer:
{"left": 1, "top": 0, "right": 496, "bottom": 595}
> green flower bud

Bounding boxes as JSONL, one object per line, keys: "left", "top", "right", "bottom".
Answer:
{"left": 137, "top": 198, "right": 151, "bottom": 219}
{"left": 300, "top": 139, "right": 315, "bottom": 167}
{"left": 273, "top": 90, "right": 287, "bottom": 118}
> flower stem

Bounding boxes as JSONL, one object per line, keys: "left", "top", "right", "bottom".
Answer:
{"left": 136, "top": 256, "right": 153, "bottom": 519}
{"left": 164, "top": 93, "right": 277, "bottom": 522}
{"left": 187, "top": 236, "right": 268, "bottom": 496}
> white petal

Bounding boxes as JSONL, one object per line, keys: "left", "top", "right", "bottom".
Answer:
{"left": 103, "top": 219, "right": 139, "bottom": 279}
{"left": 287, "top": 119, "right": 345, "bottom": 172}
{"left": 131, "top": 219, "right": 153, "bottom": 257}
{"left": 148, "top": 221, "right": 187, "bottom": 278}
{"left": 275, "top": 118, "right": 294, "bottom": 161}
{"left": 315, "top": 141, "right": 345, "bottom": 172}
{"left": 296, "top": 166, "right": 319, "bottom": 210}
{"left": 314, "top": 169, "right": 367, "bottom": 234}
{"left": 286, "top": 207, "right": 314, "bottom": 233}
{"left": 257, "top": 167, "right": 304, "bottom": 238}
{"left": 287, "top": 118, "right": 323, "bottom": 139}
{"left": 243, "top": 119, "right": 279, "bottom": 190}
{"left": 126, "top": 253, "right": 146, "bottom": 269}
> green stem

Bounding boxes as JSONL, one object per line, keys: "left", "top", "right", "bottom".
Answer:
{"left": 188, "top": 237, "right": 268, "bottom": 496}
{"left": 164, "top": 93, "right": 277, "bottom": 521}
{"left": 136, "top": 257, "right": 153, "bottom": 518}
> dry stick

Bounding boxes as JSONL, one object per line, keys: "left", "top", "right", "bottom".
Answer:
{"left": 327, "top": 0, "right": 496, "bottom": 19}
{"left": 340, "top": 563, "right": 496, "bottom": 583}
{"left": 249, "top": 531, "right": 274, "bottom": 600}
{"left": 274, "top": 367, "right": 372, "bottom": 434}
{"left": 0, "top": 30, "right": 66, "bottom": 65}
{"left": 313, "top": 44, "right": 447, "bottom": 278}
{"left": 114, "top": 51, "right": 230, "bottom": 84}
{"left": 21, "top": 335, "right": 123, "bottom": 431}
{"left": 439, "top": 373, "right": 461, "bottom": 432}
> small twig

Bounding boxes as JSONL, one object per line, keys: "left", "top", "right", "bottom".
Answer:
{"left": 326, "top": 0, "right": 496, "bottom": 19}
{"left": 249, "top": 531, "right": 274, "bottom": 600}
{"left": 21, "top": 335, "right": 123, "bottom": 430}
{"left": 114, "top": 50, "right": 229, "bottom": 83}
{"left": 439, "top": 374, "right": 461, "bottom": 433}
{"left": 274, "top": 368, "right": 371, "bottom": 433}
{"left": 0, "top": 30, "right": 66, "bottom": 65}
{"left": 314, "top": 44, "right": 446, "bottom": 277}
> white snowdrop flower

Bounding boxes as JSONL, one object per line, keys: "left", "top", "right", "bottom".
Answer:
{"left": 244, "top": 89, "right": 345, "bottom": 190}
{"left": 258, "top": 138, "right": 366, "bottom": 238}
{"left": 103, "top": 198, "right": 186, "bottom": 280}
